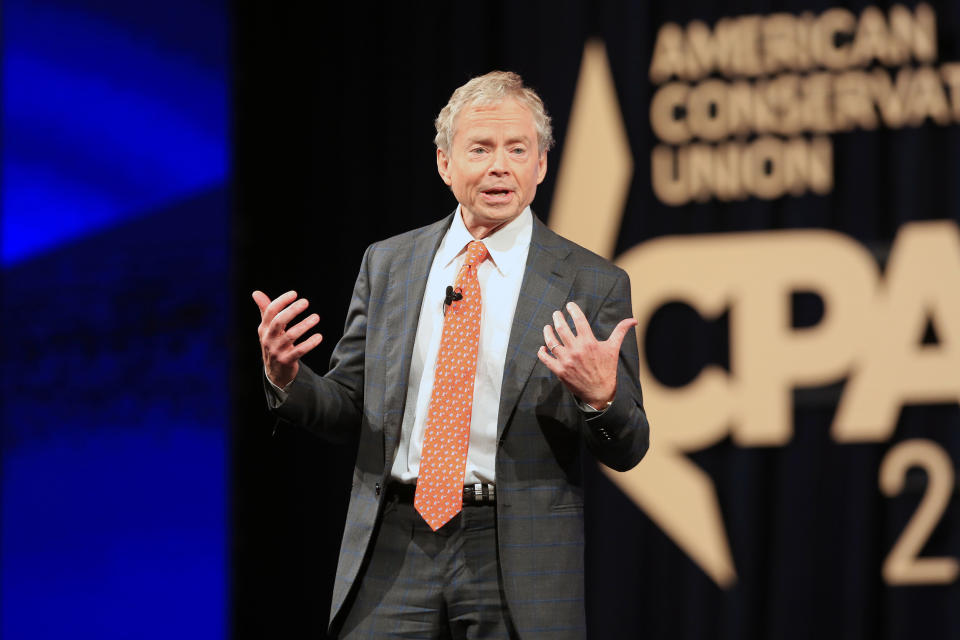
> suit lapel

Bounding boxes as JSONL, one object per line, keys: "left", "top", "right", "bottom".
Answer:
{"left": 382, "top": 215, "right": 451, "bottom": 472}
{"left": 497, "top": 216, "right": 574, "bottom": 440}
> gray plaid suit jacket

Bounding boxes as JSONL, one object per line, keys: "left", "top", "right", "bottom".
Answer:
{"left": 269, "top": 213, "right": 649, "bottom": 638}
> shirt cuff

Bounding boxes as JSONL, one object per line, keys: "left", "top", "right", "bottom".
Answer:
{"left": 265, "top": 367, "right": 292, "bottom": 403}
{"left": 576, "top": 397, "right": 612, "bottom": 420}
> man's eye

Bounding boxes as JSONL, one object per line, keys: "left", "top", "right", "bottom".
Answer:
{"left": 470, "top": 147, "right": 487, "bottom": 154}
{"left": 511, "top": 147, "right": 526, "bottom": 155}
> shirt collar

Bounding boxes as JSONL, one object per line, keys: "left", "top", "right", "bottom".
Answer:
{"left": 438, "top": 205, "right": 533, "bottom": 276}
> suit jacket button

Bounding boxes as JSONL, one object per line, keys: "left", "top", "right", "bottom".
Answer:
{"left": 375, "top": 483, "right": 381, "bottom": 496}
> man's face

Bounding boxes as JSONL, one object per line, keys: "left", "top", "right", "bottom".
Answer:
{"left": 437, "top": 98, "right": 548, "bottom": 236}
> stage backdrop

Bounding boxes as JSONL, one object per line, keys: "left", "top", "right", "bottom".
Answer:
{"left": 233, "top": 1, "right": 960, "bottom": 638}
{"left": 2, "top": 1, "right": 230, "bottom": 638}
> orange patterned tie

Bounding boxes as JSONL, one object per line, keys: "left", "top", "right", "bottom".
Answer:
{"left": 415, "top": 240, "right": 488, "bottom": 530}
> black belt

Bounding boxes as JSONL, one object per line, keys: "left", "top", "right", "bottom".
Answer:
{"left": 387, "top": 482, "right": 496, "bottom": 505}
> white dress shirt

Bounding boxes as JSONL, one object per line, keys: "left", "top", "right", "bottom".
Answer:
{"left": 389, "top": 206, "right": 532, "bottom": 484}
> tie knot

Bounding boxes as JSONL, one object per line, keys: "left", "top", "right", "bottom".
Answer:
{"left": 464, "top": 241, "right": 488, "bottom": 267}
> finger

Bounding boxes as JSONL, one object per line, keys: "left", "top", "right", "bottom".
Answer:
{"left": 290, "top": 333, "right": 323, "bottom": 359}
{"left": 263, "top": 290, "right": 298, "bottom": 325}
{"left": 252, "top": 290, "right": 271, "bottom": 316}
{"left": 270, "top": 298, "right": 310, "bottom": 335}
{"left": 542, "top": 324, "right": 561, "bottom": 353}
{"left": 552, "top": 309, "right": 577, "bottom": 346}
{"left": 565, "top": 301, "right": 595, "bottom": 340}
{"left": 287, "top": 313, "right": 319, "bottom": 341}
{"left": 537, "top": 346, "right": 563, "bottom": 375}
{"left": 606, "top": 317, "right": 639, "bottom": 351}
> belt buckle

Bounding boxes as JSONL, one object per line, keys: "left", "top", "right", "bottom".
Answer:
{"left": 465, "top": 483, "right": 494, "bottom": 504}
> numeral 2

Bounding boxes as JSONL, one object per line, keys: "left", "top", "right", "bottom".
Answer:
{"left": 879, "top": 439, "right": 958, "bottom": 586}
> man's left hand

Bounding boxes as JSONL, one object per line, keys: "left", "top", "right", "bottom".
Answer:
{"left": 537, "top": 302, "right": 638, "bottom": 409}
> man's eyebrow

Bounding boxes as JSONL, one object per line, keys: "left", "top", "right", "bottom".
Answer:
{"left": 465, "top": 133, "right": 494, "bottom": 144}
{"left": 465, "top": 134, "right": 533, "bottom": 145}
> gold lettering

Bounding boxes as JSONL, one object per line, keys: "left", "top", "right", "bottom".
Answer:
{"left": 712, "top": 141, "right": 746, "bottom": 201}
{"left": 879, "top": 439, "right": 959, "bottom": 585}
{"left": 750, "top": 78, "right": 777, "bottom": 135}
{"left": 816, "top": 8, "right": 858, "bottom": 70}
{"left": 688, "top": 80, "right": 729, "bottom": 141}
{"left": 869, "top": 67, "right": 911, "bottom": 128}
{"left": 684, "top": 142, "right": 747, "bottom": 202}
{"left": 905, "top": 66, "right": 951, "bottom": 126}
{"left": 730, "top": 16, "right": 764, "bottom": 77}
{"left": 650, "top": 83, "right": 692, "bottom": 144}
{"left": 604, "top": 223, "right": 958, "bottom": 586}
{"left": 742, "top": 135, "right": 784, "bottom": 199}
{"left": 799, "top": 72, "right": 835, "bottom": 133}
{"left": 726, "top": 81, "right": 755, "bottom": 137}
{"left": 851, "top": 6, "right": 893, "bottom": 67}
{"left": 688, "top": 143, "right": 716, "bottom": 202}
{"left": 685, "top": 19, "right": 733, "bottom": 80}
{"left": 795, "top": 12, "right": 817, "bottom": 71}
{"left": 834, "top": 221, "right": 960, "bottom": 442}
{"left": 731, "top": 231, "right": 877, "bottom": 444}
{"left": 761, "top": 14, "right": 799, "bottom": 74}
{"left": 651, "top": 137, "right": 832, "bottom": 206}
{"left": 652, "top": 5, "right": 939, "bottom": 85}
{"left": 782, "top": 135, "right": 833, "bottom": 196}
{"left": 834, "top": 70, "right": 879, "bottom": 131}
{"left": 650, "top": 23, "right": 687, "bottom": 83}
{"left": 941, "top": 63, "right": 960, "bottom": 121}
{"left": 889, "top": 3, "right": 937, "bottom": 64}
{"left": 651, "top": 145, "right": 689, "bottom": 206}
{"left": 808, "top": 136, "right": 833, "bottom": 195}
{"left": 764, "top": 74, "right": 803, "bottom": 136}
{"left": 617, "top": 228, "right": 877, "bottom": 449}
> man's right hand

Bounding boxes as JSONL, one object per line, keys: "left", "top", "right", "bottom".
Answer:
{"left": 253, "top": 290, "right": 323, "bottom": 389}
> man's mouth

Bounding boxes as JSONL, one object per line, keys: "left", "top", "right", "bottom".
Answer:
{"left": 481, "top": 188, "right": 514, "bottom": 204}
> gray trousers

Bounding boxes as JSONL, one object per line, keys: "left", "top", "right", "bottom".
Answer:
{"left": 336, "top": 494, "right": 517, "bottom": 639}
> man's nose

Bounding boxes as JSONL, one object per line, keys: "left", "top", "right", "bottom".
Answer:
{"left": 488, "top": 147, "right": 510, "bottom": 175}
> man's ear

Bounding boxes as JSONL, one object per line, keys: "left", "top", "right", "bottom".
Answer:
{"left": 536, "top": 151, "right": 548, "bottom": 185}
{"left": 437, "top": 147, "right": 453, "bottom": 186}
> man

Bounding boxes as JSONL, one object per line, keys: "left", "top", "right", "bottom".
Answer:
{"left": 253, "top": 71, "right": 649, "bottom": 639}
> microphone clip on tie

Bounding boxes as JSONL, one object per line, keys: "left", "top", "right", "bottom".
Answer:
{"left": 443, "top": 286, "right": 463, "bottom": 315}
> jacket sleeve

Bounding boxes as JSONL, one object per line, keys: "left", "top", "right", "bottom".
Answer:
{"left": 264, "top": 245, "right": 372, "bottom": 443}
{"left": 579, "top": 270, "right": 650, "bottom": 471}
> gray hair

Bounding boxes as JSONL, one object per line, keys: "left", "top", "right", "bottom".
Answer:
{"left": 434, "top": 71, "right": 555, "bottom": 155}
